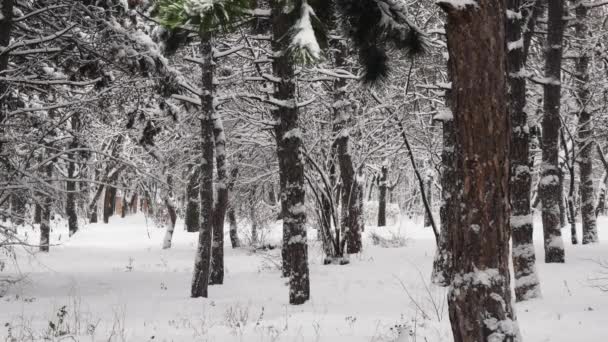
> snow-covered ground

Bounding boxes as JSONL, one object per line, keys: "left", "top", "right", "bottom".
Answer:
{"left": 2, "top": 214, "right": 607, "bottom": 341}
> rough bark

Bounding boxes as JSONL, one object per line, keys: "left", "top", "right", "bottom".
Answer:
{"left": 271, "top": 0, "right": 310, "bottom": 305}
{"left": 227, "top": 167, "right": 240, "bottom": 248}
{"left": 66, "top": 114, "right": 80, "bottom": 236}
{"left": 103, "top": 186, "right": 117, "bottom": 224}
{"left": 185, "top": 166, "right": 201, "bottom": 233}
{"left": 507, "top": 0, "right": 541, "bottom": 301}
{"left": 377, "top": 161, "right": 388, "bottom": 227}
{"left": 210, "top": 112, "right": 228, "bottom": 285}
{"left": 439, "top": 1, "right": 521, "bottom": 340}
{"left": 431, "top": 118, "right": 456, "bottom": 287}
{"left": 191, "top": 31, "right": 215, "bottom": 298}
{"left": 540, "top": 0, "right": 566, "bottom": 263}
{"left": 423, "top": 172, "right": 433, "bottom": 228}
{"left": 332, "top": 37, "right": 362, "bottom": 254}
{"left": 572, "top": 1, "right": 598, "bottom": 244}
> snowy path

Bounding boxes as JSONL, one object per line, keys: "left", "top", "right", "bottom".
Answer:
{"left": 2, "top": 214, "right": 608, "bottom": 341}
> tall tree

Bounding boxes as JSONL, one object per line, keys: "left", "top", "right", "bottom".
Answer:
{"left": 437, "top": 0, "right": 521, "bottom": 340}
{"left": 572, "top": 0, "right": 598, "bottom": 244}
{"left": 507, "top": 0, "right": 541, "bottom": 301}
{"left": 540, "top": 0, "right": 566, "bottom": 263}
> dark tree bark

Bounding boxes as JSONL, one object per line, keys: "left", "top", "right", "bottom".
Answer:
{"left": 66, "top": 114, "right": 81, "bottom": 236}
{"left": 423, "top": 172, "right": 433, "bottom": 227}
{"left": 40, "top": 163, "right": 53, "bottom": 253}
{"left": 227, "top": 207, "right": 240, "bottom": 248}
{"left": 185, "top": 166, "right": 201, "bottom": 233}
{"left": 507, "top": 0, "right": 541, "bottom": 301}
{"left": 331, "top": 36, "right": 362, "bottom": 254}
{"left": 572, "top": 1, "right": 598, "bottom": 244}
{"left": 431, "top": 118, "right": 456, "bottom": 286}
{"left": 191, "top": 31, "right": 215, "bottom": 298}
{"left": 10, "top": 193, "right": 25, "bottom": 226}
{"left": 103, "top": 186, "right": 117, "bottom": 224}
{"left": 438, "top": 1, "right": 521, "bottom": 340}
{"left": 210, "top": 112, "right": 228, "bottom": 285}
{"left": 130, "top": 193, "right": 138, "bottom": 213}
{"left": 0, "top": 0, "right": 13, "bottom": 152}
{"left": 271, "top": 0, "right": 310, "bottom": 305}
{"left": 540, "top": 0, "right": 566, "bottom": 263}
{"left": 377, "top": 161, "right": 388, "bottom": 227}
{"left": 227, "top": 167, "right": 240, "bottom": 248}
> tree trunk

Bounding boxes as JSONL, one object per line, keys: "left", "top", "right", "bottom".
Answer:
{"left": 185, "top": 166, "right": 201, "bottom": 233}
{"left": 227, "top": 167, "right": 240, "bottom": 248}
{"left": 210, "top": 112, "right": 228, "bottom": 285}
{"left": 271, "top": 0, "right": 310, "bottom": 305}
{"left": 573, "top": 1, "right": 598, "bottom": 244}
{"left": 540, "top": 0, "right": 566, "bottom": 263}
{"left": 432, "top": 117, "right": 455, "bottom": 286}
{"left": 507, "top": 0, "right": 541, "bottom": 301}
{"left": 0, "top": 0, "right": 13, "bottom": 155}
{"left": 103, "top": 186, "right": 117, "bottom": 224}
{"left": 332, "top": 37, "right": 362, "bottom": 255}
{"left": 162, "top": 175, "right": 178, "bottom": 249}
{"left": 191, "top": 31, "right": 215, "bottom": 298}
{"left": 439, "top": 1, "right": 521, "bottom": 341}
{"left": 377, "top": 161, "right": 388, "bottom": 227}
{"left": 423, "top": 172, "right": 433, "bottom": 227}
{"left": 228, "top": 207, "right": 240, "bottom": 248}
{"left": 40, "top": 163, "right": 52, "bottom": 253}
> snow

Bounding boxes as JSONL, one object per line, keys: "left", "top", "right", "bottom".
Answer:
{"left": 3, "top": 214, "right": 608, "bottom": 341}
{"left": 436, "top": 0, "right": 479, "bottom": 10}
{"left": 289, "top": 3, "right": 321, "bottom": 61}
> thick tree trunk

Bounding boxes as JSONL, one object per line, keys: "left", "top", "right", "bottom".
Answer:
{"left": 377, "top": 161, "right": 388, "bottom": 227}
{"left": 540, "top": 0, "right": 566, "bottom": 263}
{"left": 103, "top": 186, "right": 117, "bottom": 224}
{"left": 507, "top": 0, "right": 541, "bottom": 301}
{"left": 191, "top": 31, "right": 215, "bottom": 298}
{"left": 210, "top": 112, "right": 228, "bottom": 285}
{"left": 573, "top": 1, "right": 598, "bottom": 244}
{"left": 439, "top": 1, "right": 521, "bottom": 341}
{"left": 0, "top": 0, "right": 13, "bottom": 155}
{"left": 271, "top": 0, "right": 310, "bottom": 305}
{"left": 185, "top": 166, "right": 201, "bottom": 233}
{"left": 66, "top": 152, "right": 78, "bottom": 236}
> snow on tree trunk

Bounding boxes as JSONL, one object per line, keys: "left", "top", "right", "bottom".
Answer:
{"left": 228, "top": 207, "right": 240, "bottom": 248}
{"left": 432, "top": 118, "right": 456, "bottom": 287}
{"left": 540, "top": 0, "right": 566, "bottom": 263}
{"left": 573, "top": 1, "right": 598, "bottom": 244}
{"left": 66, "top": 114, "right": 80, "bottom": 237}
{"left": 210, "top": 112, "right": 228, "bottom": 285}
{"left": 191, "top": 31, "right": 215, "bottom": 299}
{"left": 162, "top": 175, "right": 177, "bottom": 249}
{"left": 507, "top": 0, "right": 541, "bottom": 301}
{"left": 271, "top": 0, "right": 310, "bottom": 305}
{"left": 438, "top": 1, "right": 521, "bottom": 340}
{"left": 423, "top": 171, "right": 433, "bottom": 228}
{"left": 377, "top": 161, "right": 388, "bottom": 227}
{"left": 332, "top": 38, "right": 362, "bottom": 255}
{"left": 185, "top": 166, "right": 201, "bottom": 233}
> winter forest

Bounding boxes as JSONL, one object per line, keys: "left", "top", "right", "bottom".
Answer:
{"left": 1, "top": 0, "right": 608, "bottom": 341}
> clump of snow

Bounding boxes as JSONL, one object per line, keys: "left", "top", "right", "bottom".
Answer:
{"left": 289, "top": 3, "right": 321, "bottom": 61}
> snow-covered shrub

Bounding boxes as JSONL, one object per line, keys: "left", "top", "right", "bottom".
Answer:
{"left": 364, "top": 201, "right": 401, "bottom": 226}
{"left": 369, "top": 230, "right": 408, "bottom": 248}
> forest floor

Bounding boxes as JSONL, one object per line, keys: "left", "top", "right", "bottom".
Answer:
{"left": 2, "top": 213, "right": 608, "bottom": 341}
